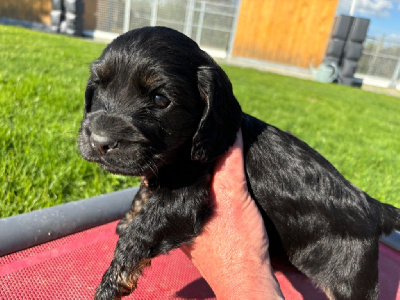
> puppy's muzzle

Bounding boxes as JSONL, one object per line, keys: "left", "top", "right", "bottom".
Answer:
{"left": 90, "top": 133, "right": 119, "bottom": 155}
{"left": 81, "top": 111, "right": 147, "bottom": 158}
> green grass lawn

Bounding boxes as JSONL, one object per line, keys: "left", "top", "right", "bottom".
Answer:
{"left": 1, "top": 25, "right": 399, "bottom": 218}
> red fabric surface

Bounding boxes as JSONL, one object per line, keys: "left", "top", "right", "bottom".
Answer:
{"left": 0, "top": 220, "right": 399, "bottom": 299}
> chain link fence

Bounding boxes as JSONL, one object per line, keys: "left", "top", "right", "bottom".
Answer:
{"left": 96, "top": 0, "right": 126, "bottom": 34}
{"left": 357, "top": 36, "right": 400, "bottom": 88}
{"left": 95, "top": 0, "right": 239, "bottom": 55}
{"left": 93, "top": 0, "right": 400, "bottom": 89}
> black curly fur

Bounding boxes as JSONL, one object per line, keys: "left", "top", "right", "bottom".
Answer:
{"left": 78, "top": 26, "right": 400, "bottom": 300}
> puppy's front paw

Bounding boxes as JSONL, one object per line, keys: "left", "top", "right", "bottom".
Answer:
{"left": 95, "top": 258, "right": 152, "bottom": 300}
{"left": 95, "top": 280, "right": 122, "bottom": 300}
{"left": 95, "top": 262, "right": 130, "bottom": 300}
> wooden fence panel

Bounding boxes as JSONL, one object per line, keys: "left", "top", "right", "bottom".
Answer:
{"left": 0, "top": 0, "right": 51, "bottom": 24}
{"left": 0, "top": 0, "right": 97, "bottom": 31}
{"left": 232, "top": 0, "right": 338, "bottom": 68}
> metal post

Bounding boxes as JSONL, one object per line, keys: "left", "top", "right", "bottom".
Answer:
{"left": 184, "top": 0, "right": 195, "bottom": 36}
{"left": 349, "top": 0, "right": 357, "bottom": 16}
{"left": 227, "top": 0, "right": 241, "bottom": 59}
{"left": 151, "top": 0, "right": 159, "bottom": 27}
{"left": 195, "top": 1, "right": 206, "bottom": 45}
{"left": 123, "top": 0, "right": 132, "bottom": 32}
{"left": 389, "top": 58, "right": 400, "bottom": 89}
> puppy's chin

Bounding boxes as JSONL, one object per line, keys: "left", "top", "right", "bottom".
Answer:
{"left": 79, "top": 145, "right": 164, "bottom": 179}
{"left": 97, "top": 161, "right": 141, "bottom": 177}
{"left": 80, "top": 150, "right": 155, "bottom": 177}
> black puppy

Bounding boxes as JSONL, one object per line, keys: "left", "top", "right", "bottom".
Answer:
{"left": 78, "top": 26, "right": 400, "bottom": 300}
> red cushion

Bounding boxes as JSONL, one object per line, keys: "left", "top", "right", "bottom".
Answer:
{"left": 0, "top": 221, "right": 399, "bottom": 299}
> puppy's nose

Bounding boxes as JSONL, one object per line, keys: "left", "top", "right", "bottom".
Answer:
{"left": 90, "top": 133, "right": 119, "bottom": 154}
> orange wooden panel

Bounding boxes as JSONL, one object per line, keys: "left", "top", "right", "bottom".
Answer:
{"left": 83, "top": 0, "right": 98, "bottom": 31}
{"left": 233, "top": 0, "right": 339, "bottom": 68}
{"left": 0, "top": 0, "right": 96, "bottom": 31}
{"left": 0, "top": 0, "right": 51, "bottom": 25}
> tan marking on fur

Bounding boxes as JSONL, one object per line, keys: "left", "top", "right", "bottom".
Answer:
{"left": 322, "top": 287, "right": 335, "bottom": 300}
{"left": 118, "top": 258, "right": 152, "bottom": 295}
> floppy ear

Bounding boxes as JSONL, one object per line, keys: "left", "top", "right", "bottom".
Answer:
{"left": 191, "top": 65, "right": 242, "bottom": 162}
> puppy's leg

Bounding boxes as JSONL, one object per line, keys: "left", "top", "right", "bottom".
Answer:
{"left": 297, "top": 237, "right": 379, "bottom": 300}
{"left": 116, "top": 182, "right": 150, "bottom": 235}
{"left": 95, "top": 184, "right": 211, "bottom": 300}
{"left": 327, "top": 241, "right": 379, "bottom": 300}
{"left": 323, "top": 265, "right": 379, "bottom": 300}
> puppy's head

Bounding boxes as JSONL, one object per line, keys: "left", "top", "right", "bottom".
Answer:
{"left": 78, "top": 27, "right": 242, "bottom": 178}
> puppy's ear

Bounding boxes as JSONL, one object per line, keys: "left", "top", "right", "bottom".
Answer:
{"left": 191, "top": 66, "right": 242, "bottom": 162}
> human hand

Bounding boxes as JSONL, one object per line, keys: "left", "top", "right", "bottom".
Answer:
{"left": 181, "top": 130, "right": 284, "bottom": 299}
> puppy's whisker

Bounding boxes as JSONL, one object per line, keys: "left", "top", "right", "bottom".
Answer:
{"left": 144, "top": 157, "right": 159, "bottom": 180}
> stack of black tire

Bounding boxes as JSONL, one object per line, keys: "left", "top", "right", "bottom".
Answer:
{"left": 50, "top": 0, "right": 84, "bottom": 36}
{"left": 324, "top": 15, "right": 370, "bottom": 86}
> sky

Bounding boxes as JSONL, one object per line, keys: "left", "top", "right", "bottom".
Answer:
{"left": 336, "top": 0, "right": 400, "bottom": 42}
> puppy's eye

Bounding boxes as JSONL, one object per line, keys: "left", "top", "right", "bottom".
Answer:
{"left": 153, "top": 94, "right": 171, "bottom": 108}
